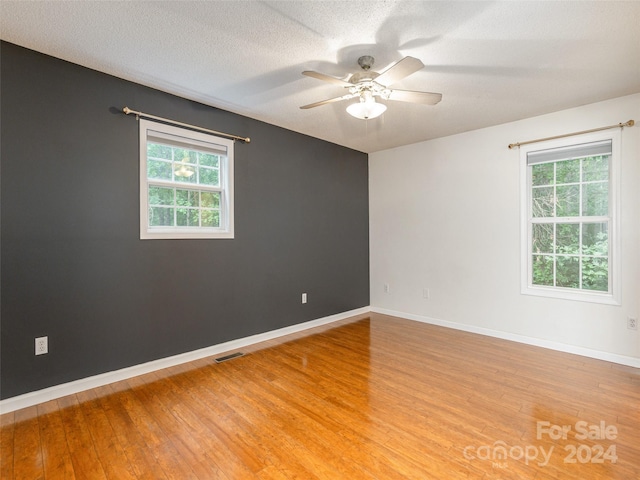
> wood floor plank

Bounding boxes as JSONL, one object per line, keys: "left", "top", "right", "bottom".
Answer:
{"left": 56, "top": 394, "right": 107, "bottom": 480}
{"left": 74, "top": 388, "right": 139, "bottom": 480}
{"left": 2, "top": 313, "right": 639, "bottom": 479}
{"left": 36, "top": 400, "right": 76, "bottom": 479}
{"left": 11, "top": 406, "right": 44, "bottom": 480}
{"left": 97, "top": 385, "right": 170, "bottom": 480}
{"left": 0, "top": 412, "right": 15, "bottom": 479}
{"left": 138, "top": 371, "right": 258, "bottom": 478}
{"left": 122, "top": 375, "right": 231, "bottom": 480}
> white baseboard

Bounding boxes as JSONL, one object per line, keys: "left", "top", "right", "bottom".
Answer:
{"left": 371, "top": 307, "right": 640, "bottom": 369}
{"left": 0, "top": 307, "right": 371, "bottom": 414}
{"left": 4, "top": 305, "right": 636, "bottom": 414}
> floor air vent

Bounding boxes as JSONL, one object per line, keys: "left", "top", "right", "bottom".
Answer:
{"left": 215, "top": 352, "right": 245, "bottom": 363}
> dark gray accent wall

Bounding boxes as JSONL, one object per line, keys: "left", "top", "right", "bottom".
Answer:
{"left": 0, "top": 42, "right": 369, "bottom": 399}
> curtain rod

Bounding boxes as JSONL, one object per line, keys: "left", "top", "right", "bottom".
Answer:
{"left": 508, "top": 119, "right": 634, "bottom": 149}
{"left": 122, "top": 107, "right": 250, "bottom": 143}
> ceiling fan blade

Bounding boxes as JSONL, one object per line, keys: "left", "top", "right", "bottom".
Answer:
{"left": 300, "top": 93, "right": 357, "bottom": 109}
{"left": 387, "top": 89, "right": 442, "bottom": 105}
{"left": 302, "top": 70, "right": 353, "bottom": 87}
{"left": 375, "top": 56, "right": 425, "bottom": 86}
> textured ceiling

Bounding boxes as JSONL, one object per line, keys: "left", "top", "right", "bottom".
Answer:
{"left": 1, "top": 1, "right": 639, "bottom": 153}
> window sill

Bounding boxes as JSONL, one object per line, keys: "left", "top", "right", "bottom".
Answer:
{"left": 521, "top": 285, "right": 620, "bottom": 305}
{"left": 141, "top": 228, "right": 234, "bottom": 240}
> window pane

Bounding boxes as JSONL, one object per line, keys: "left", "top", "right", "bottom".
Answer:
{"left": 532, "top": 255, "right": 554, "bottom": 286}
{"left": 532, "top": 223, "right": 553, "bottom": 254}
{"left": 177, "top": 208, "right": 200, "bottom": 227}
{"left": 176, "top": 189, "right": 199, "bottom": 207}
{"left": 148, "top": 143, "right": 172, "bottom": 160}
{"left": 148, "top": 186, "right": 174, "bottom": 206}
{"left": 176, "top": 208, "right": 187, "bottom": 226}
{"left": 582, "top": 223, "right": 608, "bottom": 256}
{"left": 582, "top": 182, "right": 608, "bottom": 216}
{"left": 583, "top": 155, "right": 609, "bottom": 182}
{"left": 532, "top": 163, "right": 554, "bottom": 186}
{"left": 555, "top": 256, "right": 579, "bottom": 288}
{"left": 199, "top": 167, "right": 220, "bottom": 186}
{"left": 173, "top": 148, "right": 196, "bottom": 165}
{"left": 200, "top": 192, "right": 220, "bottom": 208}
{"left": 176, "top": 189, "right": 187, "bottom": 205}
{"left": 556, "top": 223, "right": 579, "bottom": 255}
{"left": 532, "top": 186, "right": 554, "bottom": 217}
{"left": 556, "top": 185, "right": 579, "bottom": 217}
{"left": 582, "top": 257, "right": 608, "bottom": 292}
{"left": 199, "top": 153, "right": 220, "bottom": 168}
{"left": 148, "top": 159, "right": 172, "bottom": 181}
{"left": 556, "top": 158, "right": 580, "bottom": 184}
{"left": 149, "top": 206, "right": 174, "bottom": 226}
{"left": 189, "top": 208, "right": 200, "bottom": 226}
{"left": 202, "top": 210, "right": 220, "bottom": 227}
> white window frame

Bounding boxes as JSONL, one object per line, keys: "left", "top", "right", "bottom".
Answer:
{"left": 139, "top": 119, "right": 234, "bottom": 239}
{"left": 520, "top": 129, "right": 620, "bottom": 305}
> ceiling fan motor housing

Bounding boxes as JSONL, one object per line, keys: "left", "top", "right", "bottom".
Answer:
{"left": 350, "top": 71, "right": 379, "bottom": 84}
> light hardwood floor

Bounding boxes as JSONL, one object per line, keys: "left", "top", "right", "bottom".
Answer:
{"left": 1, "top": 313, "right": 639, "bottom": 479}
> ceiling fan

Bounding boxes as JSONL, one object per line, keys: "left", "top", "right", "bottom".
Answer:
{"left": 300, "top": 55, "right": 442, "bottom": 119}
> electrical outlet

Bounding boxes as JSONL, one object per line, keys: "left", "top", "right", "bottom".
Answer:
{"left": 628, "top": 317, "right": 637, "bottom": 330}
{"left": 35, "top": 336, "right": 48, "bottom": 355}
{"left": 302, "top": 293, "right": 307, "bottom": 304}
{"left": 384, "top": 283, "right": 390, "bottom": 294}
{"left": 422, "top": 288, "right": 430, "bottom": 299}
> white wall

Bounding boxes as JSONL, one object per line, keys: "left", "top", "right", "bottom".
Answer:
{"left": 370, "top": 94, "right": 640, "bottom": 364}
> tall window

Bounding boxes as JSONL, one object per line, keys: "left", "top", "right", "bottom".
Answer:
{"left": 521, "top": 131, "right": 619, "bottom": 304}
{"left": 139, "top": 119, "right": 234, "bottom": 239}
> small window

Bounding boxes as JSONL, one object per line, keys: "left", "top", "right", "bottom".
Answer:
{"left": 520, "top": 131, "right": 619, "bottom": 304}
{"left": 139, "top": 119, "right": 234, "bottom": 239}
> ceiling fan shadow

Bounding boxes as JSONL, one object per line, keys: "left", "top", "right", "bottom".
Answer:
{"left": 424, "top": 64, "right": 547, "bottom": 78}
{"left": 214, "top": 64, "right": 312, "bottom": 101}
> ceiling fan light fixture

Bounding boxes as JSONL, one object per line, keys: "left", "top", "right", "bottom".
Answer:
{"left": 346, "top": 97, "right": 387, "bottom": 120}
{"left": 174, "top": 157, "right": 195, "bottom": 177}
{"left": 174, "top": 165, "right": 195, "bottom": 177}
